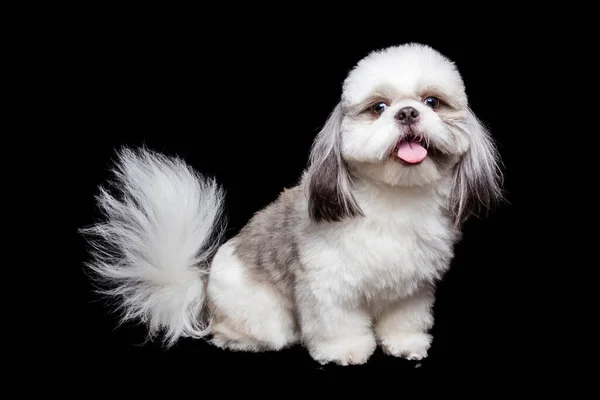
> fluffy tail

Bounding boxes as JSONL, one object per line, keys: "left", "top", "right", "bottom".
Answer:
{"left": 80, "top": 147, "right": 226, "bottom": 347}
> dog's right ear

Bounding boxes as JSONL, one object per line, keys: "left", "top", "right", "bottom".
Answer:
{"left": 306, "top": 102, "right": 363, "bottom": 223}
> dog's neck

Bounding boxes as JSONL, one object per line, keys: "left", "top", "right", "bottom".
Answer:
{"left": 349, "top": 170, "right": 454, "bottom": 212}
{"left": 352, "top": 168, "right": 447, "bottom": 195}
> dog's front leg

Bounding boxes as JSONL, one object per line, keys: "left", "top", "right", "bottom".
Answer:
{"left": 374, "top": 283, "right": 436, "bottom": 360}
{"left": 297, "top": 287, "right": 376, "bottom": 366}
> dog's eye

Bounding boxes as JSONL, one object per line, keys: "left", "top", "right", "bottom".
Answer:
{"left": 424, "top": 96, "right": 440, "bottom": 109}
{"left": 372, "top": 102, "right": 388, "bottom": 115}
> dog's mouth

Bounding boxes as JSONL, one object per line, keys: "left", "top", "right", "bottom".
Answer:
{"left": 391, "top": 133, "right": 429, "bottom": 165}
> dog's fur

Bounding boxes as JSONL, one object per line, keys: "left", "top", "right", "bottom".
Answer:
{"left": 81, "top": 43, "right": 503, "bottom": 365}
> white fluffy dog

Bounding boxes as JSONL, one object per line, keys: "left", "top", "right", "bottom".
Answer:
{"left": 81, "top": 43, "right": 503, "bottom": 366}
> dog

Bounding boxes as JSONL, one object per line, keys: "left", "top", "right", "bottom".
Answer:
{"left": 80, "top": 43, "right": 503, "bottom": 366}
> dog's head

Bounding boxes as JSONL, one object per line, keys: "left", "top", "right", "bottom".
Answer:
{"left": 306, "top": 43, "right": 503, "bottom": 225}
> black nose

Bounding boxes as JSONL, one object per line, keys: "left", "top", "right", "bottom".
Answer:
{"left": 396, "top": 107, "right": 419, "bottom": 124}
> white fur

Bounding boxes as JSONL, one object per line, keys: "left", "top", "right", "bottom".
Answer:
{"left": 80, "top": 148, "right": 225, "bottom": 346}
{"left": 295, "top": 180, "right": 456, "bottom": 364}
{"left": 81, "top": 43, "right": 503, "bottom": 365}
{"left": 207, "top": 241, "right": 299, "bottom": 351}
{"left": 342, "top": 44, "right": 467, "bottom": 107}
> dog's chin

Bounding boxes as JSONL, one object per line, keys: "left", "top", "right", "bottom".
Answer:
{"left": 356, "top": 157, "right": 442, "bottom": 188}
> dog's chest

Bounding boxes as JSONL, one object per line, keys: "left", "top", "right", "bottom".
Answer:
{"left": 302, "top": 196, "right": 457, "bottom": 303}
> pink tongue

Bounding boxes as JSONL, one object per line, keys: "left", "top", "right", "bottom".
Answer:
{"left": 397, "top": 141, "right": 427, "bottom": 163}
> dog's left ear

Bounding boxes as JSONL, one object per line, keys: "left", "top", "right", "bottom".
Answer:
{"left": 450, "top": 108, "right": 504, "bottom": 226}
{"left": 306, "top": 102, "right": 363, "bottom": 223}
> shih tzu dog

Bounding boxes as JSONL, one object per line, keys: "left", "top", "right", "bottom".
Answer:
{"left": 81, "top": 43, "right": 503, "bottom": 366}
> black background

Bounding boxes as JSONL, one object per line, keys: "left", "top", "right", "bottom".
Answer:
{"left": 55, "top": 9, "right": 564, "bottom": 383}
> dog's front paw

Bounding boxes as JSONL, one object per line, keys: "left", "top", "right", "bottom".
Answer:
{"left": 309, "top": 334, "right": 377, "bottom": 366}
{"left": 380, "top": 332, "right": 432, "bottom": 360}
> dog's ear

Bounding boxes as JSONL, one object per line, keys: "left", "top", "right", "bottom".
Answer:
{"left": 306, "top": 102, "right": 363, "bottom": 223}
{"left": 450, "top": 107, "right": 504, "bottom": 226}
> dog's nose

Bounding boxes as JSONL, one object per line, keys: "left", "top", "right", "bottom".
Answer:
{"left": 396, "top": 107, "right": 419, "bottom": 124}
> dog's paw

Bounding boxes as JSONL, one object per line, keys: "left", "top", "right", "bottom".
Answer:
{"left": 309, "top": 334, "right": 377, "bottom": 366}
{"left": 380, "top": 332, "right": 432, "bottom": 360}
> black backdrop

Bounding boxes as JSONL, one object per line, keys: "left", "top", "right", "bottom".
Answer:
{"left": 60, "top": 11, "right": 555, "bottom": 382}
